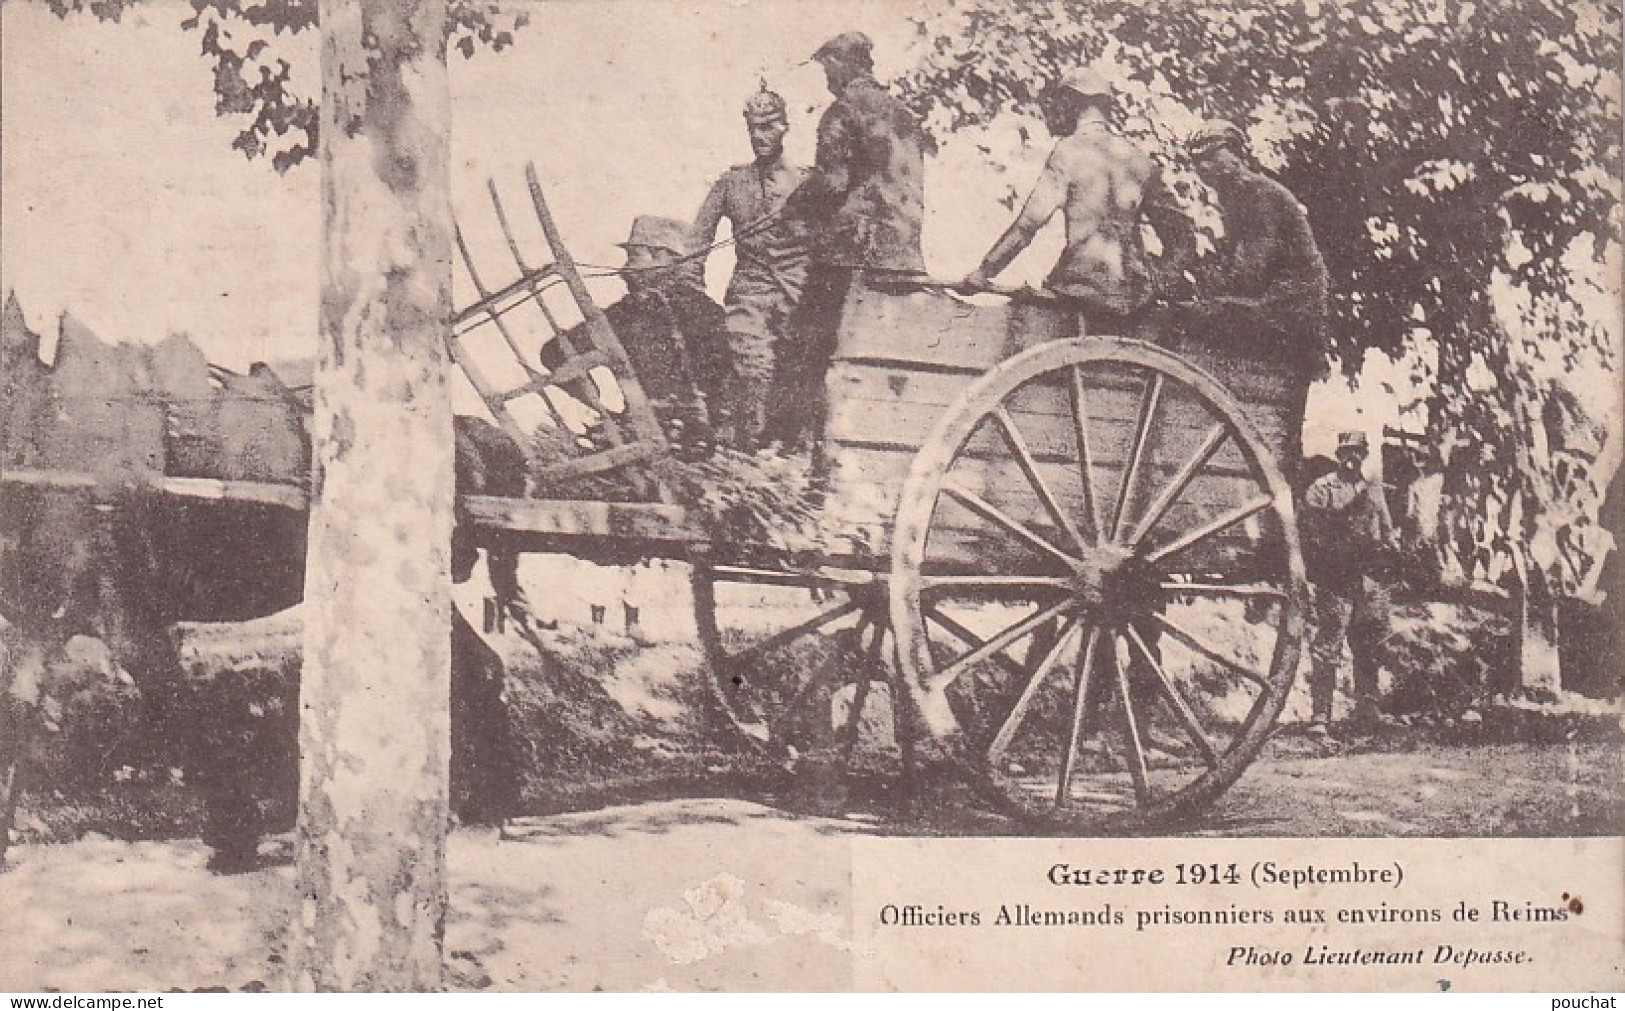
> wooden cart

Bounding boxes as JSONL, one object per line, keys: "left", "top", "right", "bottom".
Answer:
{"left": 448, "top": 167, "right": 1307, "bottom": 831}
{"left": 2, "top": 166, "right": 1308, "bottom": 833}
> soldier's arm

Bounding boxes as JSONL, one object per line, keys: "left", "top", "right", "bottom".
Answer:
{"left": 1303, "top": 474, "right": 1343, "bottom": 511}
{"left": 782, "top": 105, "right": 854, "bottom": 220}
{"left": 1369, "top": 477, "right": 1397, "bottom": 545}
{"left": 1139, "top": 166, "right": 1198, "bottom": 300}
{"left": 969, "top": 146, "right": 1067, "bottom": 282}
{"left": 690, "top": 175, "right": 733, "bottom": 287}
{"left": 692, "top": 174, "right": 730, "bottom": 251}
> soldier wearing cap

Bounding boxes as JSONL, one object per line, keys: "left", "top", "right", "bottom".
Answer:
{"left": 1184, "top": 119, "right": 1329, "bottom": 459}
{"left": 692, "top": 86, "right": 812, "bottom": 451}
{"left": 1302, "top": 430, "right": 1397, "bottom": 736}
{"left": 546, "top": 215, "right": 732, "bottom": 455}
{"left": 773, "top": 30, "right": 931, "bottom": 450}
{"left": 963, "top": 67, "right": 1182, "bottom": 330}
{"left": 540, "top": 216, "right": 732, "bottom": 645}
{"left": 612, "top": 216, "right": 732, "bottom": 446}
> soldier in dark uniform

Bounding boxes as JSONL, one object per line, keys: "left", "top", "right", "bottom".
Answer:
{"left": 775, "top": 30, "right": 930, "bottom": 450}
{"left": 1184, "top": 120, "right": 1329, "bottom": 462}
{"left": 545, "top": 215, "right": 733, "bottom": 457}
{"left": 1302, "top": 430, "right": 1396, "bottom": 737}
{"left": 692, "top": 87, "right": 811, "bottom": 451}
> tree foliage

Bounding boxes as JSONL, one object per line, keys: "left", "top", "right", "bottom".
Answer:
{"left": 901, "top": 0, "right": 1622, "bottom": 599}
{"left": 45, "top": 0, "right": 528, "bottom": 171}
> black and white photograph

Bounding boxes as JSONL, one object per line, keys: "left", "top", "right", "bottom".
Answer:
{"left": 1, "top": 0, "right": 1621, "bottom": 992}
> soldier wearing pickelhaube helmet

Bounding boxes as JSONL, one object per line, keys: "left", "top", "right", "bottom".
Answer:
{"left": 693, "top": 84, "right": 812, "bottom": 451}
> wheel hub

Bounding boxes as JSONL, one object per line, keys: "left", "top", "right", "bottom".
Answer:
{"left": 1071, "top": 545, "right": 1160, "bottom": 625}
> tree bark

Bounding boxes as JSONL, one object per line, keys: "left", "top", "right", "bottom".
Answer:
{"left": 292, "top": 0, "right": 454, "bottom": 991}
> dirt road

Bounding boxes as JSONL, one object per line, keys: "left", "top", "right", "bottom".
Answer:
{"left": 3, "top": 736, "right": 1618, "bottom": 992}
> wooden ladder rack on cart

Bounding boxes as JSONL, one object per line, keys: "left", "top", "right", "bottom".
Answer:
{"left": 449, "top": 162, "right": 675, "bottom": 508}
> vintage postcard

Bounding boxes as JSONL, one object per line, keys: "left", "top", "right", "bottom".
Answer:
{"left": 1, "top": 0, "right": 1621, "bottom": 993}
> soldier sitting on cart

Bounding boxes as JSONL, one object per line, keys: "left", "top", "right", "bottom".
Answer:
{"left": 534, "top": 216, "right": 734, "bottom": 644}
{"left": 692, "top": 86, "right": 811, "bottom": 452}
{"left": 1180, "top": 120, "right": 1329, "bottom": 463}
{"left": 544, "top": 215, "right": 734, "bottom": 458}
{"left": 961, "top": 68, "right": 1185, "bottom": 334}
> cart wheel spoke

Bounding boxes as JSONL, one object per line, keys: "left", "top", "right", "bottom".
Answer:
{"left": 987, "top": 620, "right": 1080, "bottom": 766}
{"left": 942, "top": 482, "right": 1081, "bottom": 569}
{"left": 1109, "top": 635, "right": 1152, "bottom": 806}
{"left": 840, "top": 624, "right": 886, "bottom": 763}
{"left": 776, "top": 654, "right": 843, "bottom": 725}
{"left": 1150, "top": 613, "right": 1270, "bottom": 689}
{"left": 924, "top": 606, "right": 1030, "bottom": 681}
{"left": 926, "top": 597, "right": 1074, "bottom": 693}
{"left": 1125, "top": 624, "right": 1218, "bottom": 769}
{"left": 1159, "top": 581, "right": 1285, "bottom": 600}
{"left": 1145, "top": 493, "right": 1275, "bottom": 565}
{"left": 729, "top": 598, "right": 863, "bottom": 666}
{"left": 1054, "top": 625, "right": 1104, "bottom": 808}
{"left": 1068, "top": 365, "right": 1104, "bottom": 543}
{"left": 1126, "top": 423, "right": 1230, "bottom": 548}
{"left": 991, "top": 406, "right": 1087, "bottom": 552}
{"left": 1108, "top": 371, "right": 1163, "bottom": 543}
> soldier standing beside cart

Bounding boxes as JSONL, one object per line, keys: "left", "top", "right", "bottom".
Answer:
{"left": 775, "top": 30, "right": 930, "bottom": 452}
{"left": 1302, "top": 430, "right": 1397, "bottom": 738}
{"left": 692, "top": 87, "right": 811, "bottom": 452}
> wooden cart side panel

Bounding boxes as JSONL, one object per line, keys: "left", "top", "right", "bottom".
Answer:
{"left": 822, "top": 287, "right": 1305, "bottom": 568}
{"left": 833, "top": 286, "right": 1075, "bottom": 373}
{"left": 825, "top": 362, "right": 1292, "bottom": 465}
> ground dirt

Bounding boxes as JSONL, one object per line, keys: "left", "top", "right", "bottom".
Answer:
{"left": 2, "top": 561, "right": 1621, "bottom": 990}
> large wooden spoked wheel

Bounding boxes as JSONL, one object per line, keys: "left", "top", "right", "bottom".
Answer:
{"left": 692, "top": 556, "right": 898, "bottom": 769}
{"left": 890, "top": 337, "right": 1306, "bottom": 831}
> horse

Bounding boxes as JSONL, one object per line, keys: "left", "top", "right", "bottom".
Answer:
{"left": 1, "top": 301, "right": 532, "bottom": 870}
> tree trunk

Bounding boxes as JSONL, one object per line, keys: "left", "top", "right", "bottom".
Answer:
{"left": 1509, "top": 541, "right": 1562, "bottom": 697}
{"left": 292, "top": 0, "right": 453, "bottom": 991}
